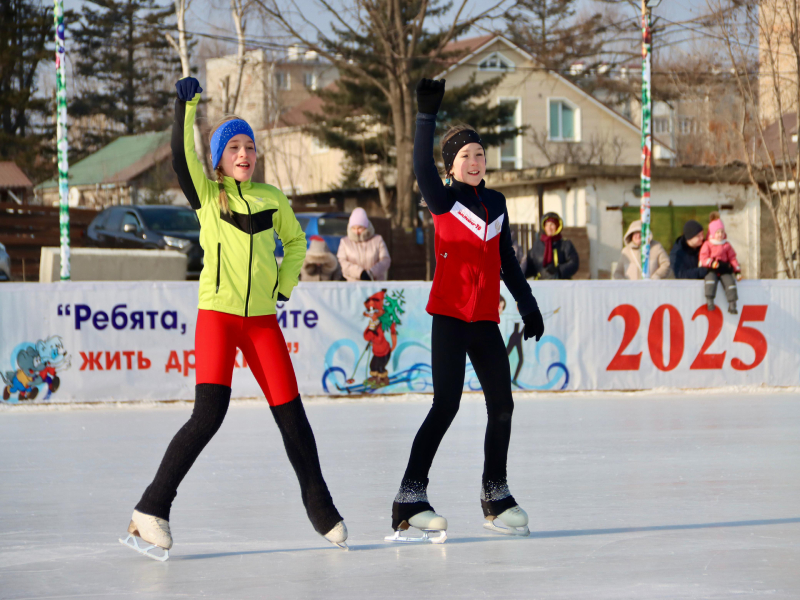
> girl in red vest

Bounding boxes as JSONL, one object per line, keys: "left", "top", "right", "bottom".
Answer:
{"left": 387, "top": 79, "right": 545, "bottom": 543}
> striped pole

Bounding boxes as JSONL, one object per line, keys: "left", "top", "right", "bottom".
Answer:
{"left": 55, "top": 0, "right": 70, "bottom": 280}
{"left": 640, "top": 0, "right": 653, "bottom": 279}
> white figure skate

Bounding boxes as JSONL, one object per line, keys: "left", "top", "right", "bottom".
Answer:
{"left": 483, "top": 505, "right": 530, "bottom": 536}
{"left": 119, "top": 510, "right": 172, "bottom": 561}
{"left": 385, "top": 510, "right": 448, "bottom": 544}
{"left": 324, "top": 520, "right": 349, "bottom": 550}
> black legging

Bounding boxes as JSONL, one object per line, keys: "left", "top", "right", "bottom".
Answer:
{"left": 393, "top": 314, "right": 517, "bottom": 527}
{"left": 136, "top": 384, "right": 342, "bottom": 536}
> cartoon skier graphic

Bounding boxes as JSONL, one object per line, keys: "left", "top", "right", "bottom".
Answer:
{"left": 363, "top": 289, "right": 404, "bottom": 388}
{"left": 2, "top": 336, "right": 71, "bottom": 402}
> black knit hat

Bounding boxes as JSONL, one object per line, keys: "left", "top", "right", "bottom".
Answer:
{"left": 683, "top": 220, "right": 704, "bottom": 240}
{"left": 442, "top": 129, "right": 483, "bottom": 176}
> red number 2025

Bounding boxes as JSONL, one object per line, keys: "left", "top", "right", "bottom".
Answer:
{"left": 607, "top": 304, "right": 768, "bottom": 372}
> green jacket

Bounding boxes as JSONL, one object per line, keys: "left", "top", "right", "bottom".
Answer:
{"left": 172, "top": 94, "right": 306, "bottom": 317}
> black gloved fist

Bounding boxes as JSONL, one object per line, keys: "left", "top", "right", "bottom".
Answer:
{"left": 277, "top": 292, "right": 289, "bottom": 302}
{"left": 522, "top": 306, "right": 545, "bottom": 342}
{"left": 416, "top": 78, "right": 446, "bottom": 116}
{"left": 175, "top": 77, "right": 202, "bottom": 101}
{"left": 360, "top": 270, "right": 372, "bottom": 281}
{"left": 544, "top": 263, "right": 558, "bottom": 276}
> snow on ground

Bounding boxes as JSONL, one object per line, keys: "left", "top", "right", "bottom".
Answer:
{"left": 1, "top": 391, "right": 799, "bottom": 599}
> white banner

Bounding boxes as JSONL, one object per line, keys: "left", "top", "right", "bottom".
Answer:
{"left": 1, "top": 280, "right": 798, "bottom": 403}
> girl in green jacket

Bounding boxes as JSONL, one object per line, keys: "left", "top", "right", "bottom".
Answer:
{"left": 121, "top": 77, "right": 347, "bottom": 561}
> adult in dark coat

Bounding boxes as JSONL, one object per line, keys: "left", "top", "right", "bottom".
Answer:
{"left": 523, "top": 212, "right": 579, "bottom": 280}
{"left": 670, "top": 220, "right": 708, "bottom": 279}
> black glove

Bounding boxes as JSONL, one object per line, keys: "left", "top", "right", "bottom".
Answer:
{"left": 416, "top": 78, "right": 446, "bottom": 115}
{"left": 715, "top": 261, "right": 733, "bottom": 275}
{"left": 175, "top": 77, "right": 202, "bottom": 101}
{"left": 522, "top": 305, "right": 545, "bottom": 342}
{"left": 360, "top": 270, "right": 372, "bottom": 281}
{"left": 544, "top": 263, "right": 558, "bottom": 276}
{"left": 277, "top": 292, "right": 289, "bottom": 302}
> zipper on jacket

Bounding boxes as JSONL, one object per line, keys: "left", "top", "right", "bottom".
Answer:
{"left": 236, "top": 182, "right": 253, "bottom": 317}
{"left": 272, "top": 254, "right": 279, "bottom": 298}
{"left": 216, "top": 243, "right": 221, "bottom": 293}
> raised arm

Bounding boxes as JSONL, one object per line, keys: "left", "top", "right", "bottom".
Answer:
{"left": 413, "top": 79, "right": 452, "bottom": 215}
{"left": 172, "top": 77, "right": 216, "bottom": 210}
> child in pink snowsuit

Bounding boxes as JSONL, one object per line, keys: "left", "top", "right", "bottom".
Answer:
{"left": 699, "top": 215, "right": 742, "bottom": 314}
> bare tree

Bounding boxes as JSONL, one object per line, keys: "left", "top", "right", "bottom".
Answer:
{"left": 253, "top": 0, "right": 510, "bottom": 228}
{"left": 528, "top": 128, "right": 627, "bottom": 164}
{"left": 165, "top": 0, "right": 212, "bottom": 176}
{"left": 711, "top": 0, "right": 800, "bottom": 278}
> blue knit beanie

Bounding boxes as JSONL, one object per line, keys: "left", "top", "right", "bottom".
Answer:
{"left": 210, "top": 119, "right": 255, "bottom": 170}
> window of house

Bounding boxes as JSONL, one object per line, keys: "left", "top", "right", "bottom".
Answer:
{"left": 499, "top": 98, "right": 522, "bottom": 170}
{"left": 679, "top": 118, "right": 697, "bottom": 135}
{"left": 653, "top": 117, "right": 670, "bottom": 134}
{"left": 478, "top": 52, "right": 515, "bottom": 72}
{"left": 304, "top": 72, "right": 317, "bottom": 90}
{"left": 549, "top": 99, "right": 579, "bottom": 141}
{"left": 275, "top": 72, "right": 290, "bottom": 90}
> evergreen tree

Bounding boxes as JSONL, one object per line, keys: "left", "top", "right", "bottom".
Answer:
{"left": 505, "top": 0, "right": 607, "bottom": 72}
{"left": 0, "top": 0, "right": 55, "bottom": 183}
{"left": 70, "top": 0, "right": 180, "bottom": 154}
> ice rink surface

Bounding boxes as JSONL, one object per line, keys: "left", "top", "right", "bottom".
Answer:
{"left": 1, "top": 390, "right": 799, "bottom": 600}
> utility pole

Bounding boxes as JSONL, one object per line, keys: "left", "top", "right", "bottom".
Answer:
{"left": 640, "top": 0, "right": 660, "bottom": 279}
{"left": 54, "top": 0, "right": 70, "bottom": 280}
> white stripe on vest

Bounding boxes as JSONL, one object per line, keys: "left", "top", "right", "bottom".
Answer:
{"left": 449, "top": 201, "right": 504, "bottom": 241}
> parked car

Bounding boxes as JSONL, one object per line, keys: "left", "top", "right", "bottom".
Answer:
{"left": 274, "top": 212, "right": 351, "bottom": 257}
{"left": 0, "top": 242, "right": 10, "bottom": 281}
{"left": 86, "top": 205, "right": 203, "bottom": 278}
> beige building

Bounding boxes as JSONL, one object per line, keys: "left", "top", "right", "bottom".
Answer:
{"left": 759, "top": 0, "right": 798, "bottom": 126}
{"left": 205, "top": 47, "right": 339, "bottom": 130}
{"left": 260, "top": 35, "right": 673, "bottom": 197}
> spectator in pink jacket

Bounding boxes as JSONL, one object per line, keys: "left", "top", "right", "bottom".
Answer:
{"left": 338, "top": 207, "right": 391, "bottom": 281}
{"left": 700, "top": 212, "right": 742, "bottom": 314}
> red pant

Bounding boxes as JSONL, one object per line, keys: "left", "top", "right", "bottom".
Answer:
{"left": 195, "top": 309, "right": 298, "bottom": 406}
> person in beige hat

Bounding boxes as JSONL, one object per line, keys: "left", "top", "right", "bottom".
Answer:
{"left": 300, "top": 236, "right": 341, "bottom": 281}
{"left": 337, "top": 207, "right": 391, "bottom": 281}
{"left": 613, "top": 220, "right": 671, "bottom": 280}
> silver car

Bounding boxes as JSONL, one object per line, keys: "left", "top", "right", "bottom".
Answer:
{"left": 0, "top": 243, "right": 10, "bottom": 281}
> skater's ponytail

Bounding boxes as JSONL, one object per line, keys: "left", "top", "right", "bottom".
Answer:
{"left": 209, "top": 116, "right": 244, "bottom": 215}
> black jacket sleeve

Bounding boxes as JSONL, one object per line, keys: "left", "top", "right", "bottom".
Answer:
{"left": 670, "top": 243, "right": 708, "bottom": 279}
{"left": 500, "top": 210, "right": 538, "bottom": 316}
{"left": 171, "top": 98, "right": 201, "bottom": 210}
{"left": 556, "top": 239, "right": 580, "bottom": 279}
{"left": 523, "top": 245, "right": 539, "bottom": 279}
{"left": 413, "top": 113, "right": 452, "bottom": 216}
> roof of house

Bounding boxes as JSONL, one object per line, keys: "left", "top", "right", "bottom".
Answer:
{"left": 263, "top": 92, "right": 328, "bottom": 130}
{"left": 37, "top": 130, "right": 171, "bottom": 189}
{"left": 0, "top": 161, "right": 33, "bottom": 189}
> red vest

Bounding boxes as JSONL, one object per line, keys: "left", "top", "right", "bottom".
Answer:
{"left": 427, "top": 192, "right": 505, "bottom": 323}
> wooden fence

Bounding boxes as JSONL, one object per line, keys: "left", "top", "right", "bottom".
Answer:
{"left": 0, "top": 202, "right": 100, "bottom": 281}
